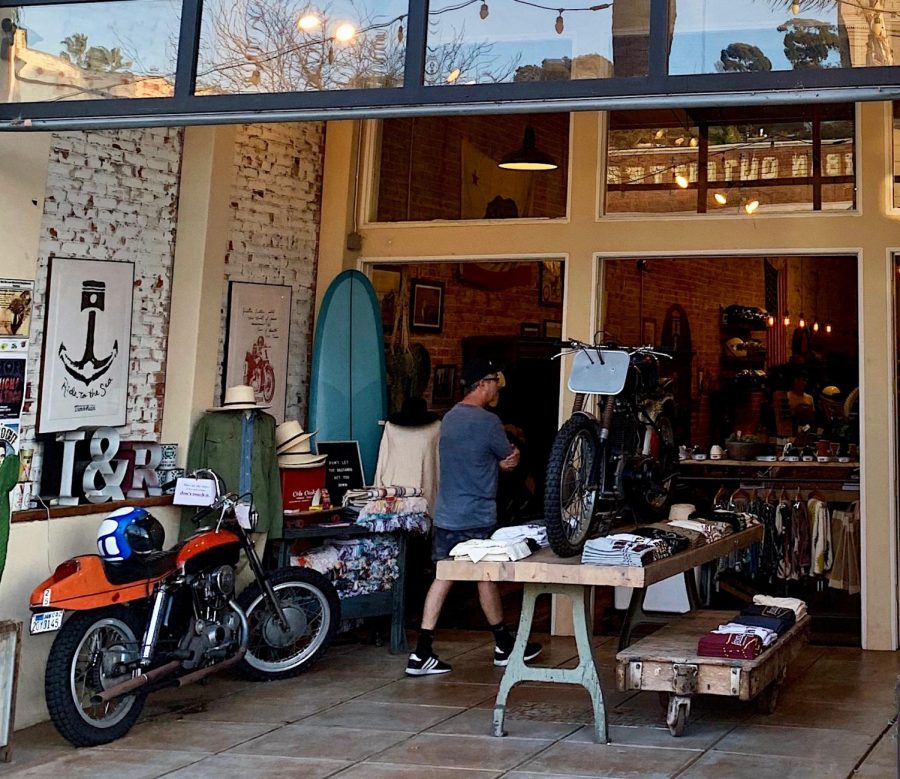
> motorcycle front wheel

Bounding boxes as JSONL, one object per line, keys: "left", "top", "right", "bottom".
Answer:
{"left": 45, "top": 605, "right": 146, "bottom": 747}
{"left": 544, "top": 414, "right": 604, "bottom": 557}
{"left": 236, "top": 566, "right": 340, "bottom": 681}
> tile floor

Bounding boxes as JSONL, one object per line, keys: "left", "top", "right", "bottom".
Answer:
{"left": 2, "top": 630, "right": 897, "bottom": 778}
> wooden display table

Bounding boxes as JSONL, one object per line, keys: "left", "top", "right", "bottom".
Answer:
{"left": 437, "top": 526, "right": 763, "bottom": 743}
{"left": 616, "top": 609, "right": 810, "bottom": 736}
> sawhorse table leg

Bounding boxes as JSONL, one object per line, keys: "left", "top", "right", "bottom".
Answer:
{"left": 492, "top": 582, "right": 608, "bottom": 744}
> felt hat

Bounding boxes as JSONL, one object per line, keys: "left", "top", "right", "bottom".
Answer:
{"left": 278, "top": 452, "right": 327, "bottom": 469}
{"left": 387, "top": 397, "right": 439, "bottom": 427}
{"left": 668, "top": 503, "right": 696, "bottom": 522}
{"left": 208, "top": 385, "right": 270, "bottom": 411}
{"left": 275, "top": 419, "right": 317, "bottom": 454}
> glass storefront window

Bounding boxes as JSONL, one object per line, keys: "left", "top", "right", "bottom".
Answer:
{"left": 670, "top": 0, "right": 898, "bottom": 75}
{"left": 197, "top": 0, "right": 407, "bottom": 95}
{"left": 0, "top": 2, "right": 180, "bottom": 102}
{"left": 371, "top": 113, "right": 569, "bottom": 222}
{"left": 605, "top": 105, "right": 855, "bottom": 216}
{"left": 424, "top": 0, "right": 648, "bottom": 86}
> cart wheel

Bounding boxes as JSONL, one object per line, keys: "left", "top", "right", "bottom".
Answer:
{"left": 666, "top": 695, "right": 691, "bottom": 737}
{"left": 756, "top": 681, "right": 781, "bottom": 714}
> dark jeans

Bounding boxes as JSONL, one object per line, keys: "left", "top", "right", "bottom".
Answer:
{"left": 431, "top": 526, "right": 493, "bottom": 561}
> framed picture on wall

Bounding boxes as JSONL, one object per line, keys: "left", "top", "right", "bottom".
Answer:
{"left": 224, "top": 281, "right": 292, "bottom": 423}
{"left": 432, "top": 364, "right": 456, "bottom": 405}
{"left": 410, "top": 279, "right": 444, "bottom": 333}
{"left": 543, "top": 320, "right": 562, "bottom": 339}
{"left": 539, "top": 260, "right": 563, "bottom": 306}
{"left": 38, "top": 258, "right": 134, "bottom": 433}
{"left": 520, "top": 322, "right": 540, "bottom": 337}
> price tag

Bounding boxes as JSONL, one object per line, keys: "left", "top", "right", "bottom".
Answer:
{"left": 173, "top": 478, "right": 217, "bottom": 506}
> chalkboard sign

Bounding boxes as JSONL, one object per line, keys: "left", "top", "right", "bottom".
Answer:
{"left": 316, "top": 440, "right": 365, "bottom": 504}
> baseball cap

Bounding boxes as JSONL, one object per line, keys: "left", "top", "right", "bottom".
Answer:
{"left": 462, "top": 357, "right": 502, "bottom": 387}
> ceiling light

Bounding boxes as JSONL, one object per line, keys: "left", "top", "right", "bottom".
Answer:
{"left": 335, "top": 22, "right": 356, "bottom": 42}
{"left": 298, "top": 14, "right": 321, "bottom": 31}
{"left": 714, "top": 192, "right": 727, "bottom": 205}
{"left": 675, "top": 175, "right": 689, "bottom": 189}
{"left": 447, "top": 68, "right": 461, "bottom": 83}
{"left": 498, "top": 127, "right": 558, "bottom": 171}
{"left": 744, "top": 199, "right": 759, "bottom": 215}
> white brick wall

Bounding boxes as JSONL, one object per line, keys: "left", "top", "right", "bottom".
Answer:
{"left": 20, "top": 127, "right": 183, "bottom": 484}
{"left": 216, "top": 122, "right": 325, "bottom": 424}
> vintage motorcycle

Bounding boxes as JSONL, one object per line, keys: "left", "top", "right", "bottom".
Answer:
{"left": 543, "top": 338, "right": 678, "bottom": 557}
{"left": 28, "top": 471, "right": 340, "bottom": 747}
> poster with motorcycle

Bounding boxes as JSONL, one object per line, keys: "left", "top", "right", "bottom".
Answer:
{"left": 224, "top": 281, "right": 291, "bottom": 423}
{"left": 37, "top": 258, "right": 134, "bottom": 433}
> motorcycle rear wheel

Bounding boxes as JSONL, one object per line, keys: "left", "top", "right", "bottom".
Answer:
{"left": 630, "top": 412, "right": 677, "bottom": 518}
{"left": 45, "top": 605, "right": 146, "bottom": 747}
{"left": 237, "top": 566, "right": 340, "bottom": 681}
{"left": 544, "top": 414, "right": 605, "bottom": 557}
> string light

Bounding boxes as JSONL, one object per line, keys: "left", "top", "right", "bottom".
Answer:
{"left": 744, "top": 199, "right": 760, "bottom": 215}
{"left": 480, "top": 1, "right": 490, "bottom": 19}
{"left": 791, "top": 1, "right": 800, "bottom": 15}
{"left": 334, "top": 23, "right": 356, "bottom": 42}
{"left": 825, "top": 321, "right": 833, "bottom": 334}
{"left": 447, "top": 68, "right": 461, "bottom": 83}
{"left": 675, "top": 175, "right": 689, "bottom": 188}
{"left": 689, "top": 137, "right": 699, "bottom": 147}
{"left": 555, "top": 12, "right": 565, "bottom": 34}
{"left": 297, "top": 14, "right": 321, "bottom": 32}
{"left": 767, "top": 313, "right": 775, "bottom": 327}
{"left": 783, "top": 311, "right": 791, "bottom": 327}
{"left": 798, "top": 312, "right": 806, "bottom": 329}
{"left": 397, "top": 22, "right": 404, "bottom": 42}
{"left": 714, "top": 192, "right": 728, "bottom": 205}
{"left": 812, "top": 320, "right": 820, "bottom": 333}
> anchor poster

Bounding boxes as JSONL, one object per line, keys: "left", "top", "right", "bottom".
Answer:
{"left": 38, "top": 258, "right": 134, "bottom": 433}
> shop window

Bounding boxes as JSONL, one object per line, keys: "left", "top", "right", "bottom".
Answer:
{"left": 197, "top": 0, "right": 408, "bottom": 95}
{"left": 0, "top": 1, "right": 180, "bottom": 102}
{"left": 425, "top": 0, "right": 648, "bottom": 86}
{"left": 371, "top": 113, "right": 569, "bottom": 222}
{"left": 605, "top": 105, "right": 855, "bottom": 216}
{"left": 670, "top": 1, "right": 898, "bottom": 75}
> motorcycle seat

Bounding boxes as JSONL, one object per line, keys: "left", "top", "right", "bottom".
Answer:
{"left": 103, "top": 549, "right": 178, "bottom": 585}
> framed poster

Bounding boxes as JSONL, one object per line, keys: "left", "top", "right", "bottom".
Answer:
{"left": 224, "top": 282, "right": 292, "bottom": 424}
{"left": 38, "top": 259, "right": 133, "bottom": 433}
{"left": 409, "top": 279, "right": 444, "bottom": 333}
{"left": 0, "top": 279, "right": 32, "bottom": 339}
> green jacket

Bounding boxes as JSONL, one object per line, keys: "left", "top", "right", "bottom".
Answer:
{"left": 0, "top": 454, "right": 19, "bottom": 584}
{"left": 180, "top": 411, "right": 282, "bottom": 540}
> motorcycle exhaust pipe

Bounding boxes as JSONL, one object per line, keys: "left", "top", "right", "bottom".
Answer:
{"left": 91, "top": 659, "right": 182, "bottom": 704}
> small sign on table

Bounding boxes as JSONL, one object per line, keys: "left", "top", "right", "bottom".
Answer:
{"left": 316, "top": 441, "right": 365, "bottom": 505}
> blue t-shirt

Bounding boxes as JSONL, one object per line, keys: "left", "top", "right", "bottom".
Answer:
{"left": 434, "top": 403, "right": 512, "bottom": 530}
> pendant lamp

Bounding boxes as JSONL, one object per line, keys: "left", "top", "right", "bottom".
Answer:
{"left": 498, "top": 127, "right": 558, "bottom": 171}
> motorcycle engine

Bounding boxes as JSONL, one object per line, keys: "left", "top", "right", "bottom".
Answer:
{"left": 179, "top": 565, "right": 240, "bottom": 669}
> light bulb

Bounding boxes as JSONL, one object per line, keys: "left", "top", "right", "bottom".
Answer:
{"left": 397, "top": 22, "right": 404, "bottom": 43}
{"left": 447, "top": 68, "right": 461, "bottom": 83}
{"left": 791, "top": 2, "right": 800, "bottom": 15}
{"left": 783, "top": 313, "right": 791, "bottom": 327}
{"left": 825, "top": 322, "right": 833, "bottom": 334}
{"left": 298, "top": 14, "right": 321, "bottom": 31}
{"left": 675, "top": 175, "right": 689, "bottom": 189}
{"left": 714, "top": 193, "right": 727, "bottom": 205}
{"left": 335, "top": 22, "right": 355, "bottom": 42}
{"left": 555, "top": 13, "right": 564, "bottom": 34}
{"left": 767, "top": 314, "right": 775, "bottom": 327}
{"left": 689, "top": 137, "right": 699, "bottom": 147}
{"left": 480, "top": 2, "right": 489, "bottom": 19}
{"left": 674, "top": 136, "right": 685, "bottom": 145}
{"left": 798, "top": 313, "right": 806, "bottom": 329}
{"left": 744, "top": 199, "right": 759, "bottom": 215}
{"left": 655, "top": 129, "right": 664, "bottom": 139}
{"left": 812, "top": 321, "right": 820, "bottom": 333}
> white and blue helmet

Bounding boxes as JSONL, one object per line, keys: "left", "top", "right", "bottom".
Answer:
{"left": 97, "top": 507, "right": 165, "bottom": 562}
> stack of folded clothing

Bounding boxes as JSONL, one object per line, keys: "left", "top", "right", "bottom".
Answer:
{"left": 357, "top": 495, "right": 429, "bottom": 534}
{"left": 632, "top": 526, "right": 691, "bottom": 556}
{"left": 449, "top": 538, "right": 532, "bottom": 563}
{"left": 343, "top": 486, "right": 424, "bottom": 515}
{"left": 712, "top": 622, "right": 778, "bottom": 647}
{"left": 697, "top": 632, "right": 764, "bottom": 659}
{"left": 752, "top": 595, "right": 808, "bottom": 621}
{"left": 732, "top": 603, "right": 796, "bottom": 635}
{"left": 581, "top": 534, "right": 665, "bottom": 567}
{"left": 491, "top": 523, "right": 549, "bottom": 549}
{"left": 712, "top": 509, "right": 761, "bottom": 531}
{"left": 667, "top": 517, "right": 733, "bottom": 543}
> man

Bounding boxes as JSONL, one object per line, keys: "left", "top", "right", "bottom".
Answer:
{"left": 406, "top": 358, "right": 542, "bottom": 676}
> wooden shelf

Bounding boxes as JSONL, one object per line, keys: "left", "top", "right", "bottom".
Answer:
{"left": 12, "top": 495, "right": 174, "bottom": 524}
{"left": 680, "top": 459, "right": 859, "bottom": 469}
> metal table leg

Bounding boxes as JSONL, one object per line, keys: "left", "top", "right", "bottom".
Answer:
{"left": 492, "top": 583, "right": 608, "bottom": 744}
{"left": 619, "top": 569, "right": 701, "bottom": 651}
{"left": 390, "top": 533, "right": 408, "bottom": 654}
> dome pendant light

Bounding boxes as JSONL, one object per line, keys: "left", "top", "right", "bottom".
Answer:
{"left": 498, "top": 127, "right": 559, "bottom": 171}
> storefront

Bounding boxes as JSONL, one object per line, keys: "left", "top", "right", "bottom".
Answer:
{"left": 1, "top": 0, "right": 899, "bottom": 732}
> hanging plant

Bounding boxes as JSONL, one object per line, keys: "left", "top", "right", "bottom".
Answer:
{"left": 385, "top": 271, "right": 431, "bottom": 413}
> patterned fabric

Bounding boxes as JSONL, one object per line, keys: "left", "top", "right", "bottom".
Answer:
{"left": 291, "top": 535, "right": 400, "bottom": 599}
{"left": 358, "top": 496, "right": 428, "bottom": 518}
{"left": 808, "top": 498, "right": 833, "bottom": 576}
{"left": 343, "top": 487, "right": 423, "bottom": 508}
{"left": 632, "top": 526, "right": 691, "bottom": 555}
{"left": 582, "top": 534, "right": 661, "bottom": 567}
{"left": 355, "top": 512, "right": 429, "bottom": 534}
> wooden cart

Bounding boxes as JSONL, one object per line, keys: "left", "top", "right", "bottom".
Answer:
{"left": 615, "top": 610, "right": 810, "bottom": 736}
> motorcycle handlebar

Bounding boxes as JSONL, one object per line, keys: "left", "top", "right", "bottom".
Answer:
{"left": 554, "top": 339, "right": 672, "bottom": 360}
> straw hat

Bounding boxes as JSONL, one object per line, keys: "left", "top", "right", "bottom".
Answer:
{"left": 208, "top": 385, "right": 270, "bottom": 412}
{"left": 279, "top": 452, "right": 327, "bottom": 469}
{"left": 668, "top": 503, "right": 696, "bottom": 521}
{"left": 275, "top": 420, "right": 317, "bottom": 454}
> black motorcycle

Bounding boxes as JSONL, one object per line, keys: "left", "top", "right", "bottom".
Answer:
{"left": 543, "top": 339, "right": 678, "bottom": 557}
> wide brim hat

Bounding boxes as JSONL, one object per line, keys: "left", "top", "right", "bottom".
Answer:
{"left": 276, "top": 420, "right": 317, "bottom": 454}
{"left": 208, "top": 384, "right": 270, "bottom": 411}
{"left": 668, "top": 503, "right": 696, "bottom": 521}
{"left": 278, "top": 452, "right": 327, "bottom": 469}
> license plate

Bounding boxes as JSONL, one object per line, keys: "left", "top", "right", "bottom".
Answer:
{"left": 30, "top": 610, "right": 64, "bottom": 635}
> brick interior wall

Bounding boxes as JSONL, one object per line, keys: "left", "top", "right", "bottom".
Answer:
{"left": 603, "top": 256, "right": 858, "bottom": 449}
{"left": 217, "top": 122, "right": 326, "bottom": 424}
{"left": 386, "top": 261, "right": 564, "bottom": 408}
{"left": 376, "top": 113, "right": 569, "bottom": 222}
{"left": 20, "top": 127, "right": 183, "bottom": 483}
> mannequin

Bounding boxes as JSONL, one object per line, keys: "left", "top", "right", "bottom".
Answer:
{"left": 180, "top": 385, "right": 281, "bottom": 588}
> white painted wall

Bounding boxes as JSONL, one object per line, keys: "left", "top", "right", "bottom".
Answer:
{"left": 0, "top": 133, "right": 50, "bottom": 282}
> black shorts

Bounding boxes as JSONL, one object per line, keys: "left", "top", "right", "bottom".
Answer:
{"left": 432, "top": 526, "right": 494, "bottom": 561}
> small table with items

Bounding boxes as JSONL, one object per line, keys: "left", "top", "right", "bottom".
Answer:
{"left": 436, "top": 525, "right": 763, "bottom": 744}
{"left": 279, "top": 508, "right": 408, "bottom": 654}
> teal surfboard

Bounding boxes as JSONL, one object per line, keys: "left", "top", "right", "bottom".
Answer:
{"left": 309, "top": 270, "right": 387, "bottom": 484}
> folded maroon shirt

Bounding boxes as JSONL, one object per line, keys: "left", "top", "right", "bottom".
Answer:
{"left": 697, "top": 631, "right": 763, "bottom": 659}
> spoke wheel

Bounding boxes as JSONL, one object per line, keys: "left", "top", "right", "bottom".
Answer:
{"left": 237, "top": 566, "right": 340, "bottom": 680}
{"left": 633, "top": 412, "right": 677, "bottom": 517}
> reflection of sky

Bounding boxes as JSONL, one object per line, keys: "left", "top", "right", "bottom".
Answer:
{"left": 18, "top": 0, "right": 181, "bottom": 75}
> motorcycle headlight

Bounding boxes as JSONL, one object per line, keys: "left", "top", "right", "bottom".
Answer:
{"left": 212, "top": 565, "right": 235, "bottom": 597}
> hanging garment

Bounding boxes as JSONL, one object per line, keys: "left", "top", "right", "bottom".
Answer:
{"left": 777, "top": 502, "right": 794, "bottom": 580}
{"left": 807, "top": 498, "right": 833, "bottom": 576}
{"left": 828, "top": 503, "right": 861, "bottom": 594}
{"left": 792, "top": 499, "right": 812, "bottom": 577}
{"left": 0, "top": 454, "right": 19, "bottom": 583}
{"left": 374, "top": 421, "right": 441, "bottom": 514}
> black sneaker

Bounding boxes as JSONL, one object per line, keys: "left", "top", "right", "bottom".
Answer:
{"left": 406, "top": 652, "right": 452, "bottom": 676}
{"left": 494, "top": 641, "right": 542, "bottom": 667}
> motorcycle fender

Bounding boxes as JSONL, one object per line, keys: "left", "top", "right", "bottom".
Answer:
{"left": 29, "top": 555, "right": 163, "bottom": 611}
{"left": 571, "top": 409, "right": 599, "bottom": 423}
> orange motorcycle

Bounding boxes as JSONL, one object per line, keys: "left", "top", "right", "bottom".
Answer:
{"left": 29, "top": 471, "right": 339, "bottom": 746}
